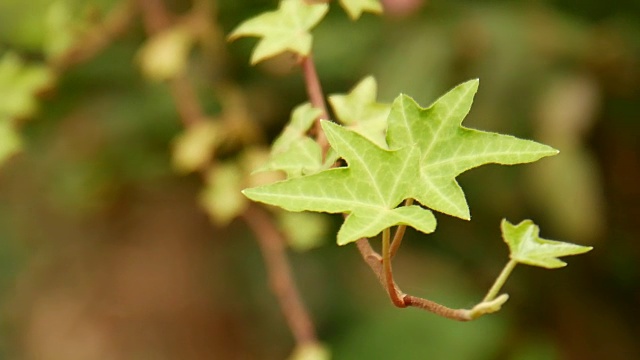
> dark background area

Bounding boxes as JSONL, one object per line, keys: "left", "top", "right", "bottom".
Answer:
{"left": 0, "top": 0, "right": 639, "bottom": 359}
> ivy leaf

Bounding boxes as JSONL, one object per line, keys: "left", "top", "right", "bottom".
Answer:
{"left": 244, "top": 120, "right": 436, "bottom": 245}
{"left": 328, "top": 75, "right": 390, "bottom": 148}
{"left": 338, "top": 0, "right": 383, "bottom": 20}
{"left": 228, "top": 0, "right": 329, "bottom": 65}
{"left": 501, "top": 219, "right": 593, "bottom": 268}
{"left": 386, "top": 79, "right": 559, "bottom": 220}
{"left": 243, "top": 80, "right": 558, "bottom": 245}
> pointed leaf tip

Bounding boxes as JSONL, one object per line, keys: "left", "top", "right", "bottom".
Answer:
{"left": 501, "top": 219, "right": 593, "bottom": 269}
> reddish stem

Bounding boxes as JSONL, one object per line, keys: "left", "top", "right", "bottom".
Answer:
{"left": 300, "top": 55, "right": 330, "bottom": 156}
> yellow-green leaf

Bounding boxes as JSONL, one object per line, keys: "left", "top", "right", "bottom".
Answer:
{"left": 171, "top": 121, "right": 221, "bottom": 174}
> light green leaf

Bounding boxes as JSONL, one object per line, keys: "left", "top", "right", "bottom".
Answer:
{"left": 228, "top": 0, "right": 329, "bottom": 64}
{"left": 0, "top": 118, "right": 22, "bottom": 166}
{"left": 0, "top": 52, "right": 52, "bottom": 119}
{"left": 328, "top": 75, "right": 390, "bottom": 148}
{"left": 501, "top": 219, "right": 592, "bottom": 268}
{"left": 386, "top": 79, "right": 559, "bottom": 219}
{"left": 200, "top": 163, "right": 247, "bottom": 226}
{"left": 244, "top": 120, "right": 436, "bottom": 245}
{"left": 339, "top": 0, "right": 383, "bottom": 20}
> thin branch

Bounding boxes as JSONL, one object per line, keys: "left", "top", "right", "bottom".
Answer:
{"left": 389, "top": 199, "right": 414, "bottom": 258}
{"left": 241, "top": 204, "right": 319, "bottom": 345}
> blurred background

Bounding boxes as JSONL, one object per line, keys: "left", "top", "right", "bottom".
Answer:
{"left": 1, "top": 0, "right": 639, "bottom": 359}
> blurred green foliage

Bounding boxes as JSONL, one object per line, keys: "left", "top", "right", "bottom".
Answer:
{"left": 1, "top": 0, "right": 639, "bottom": 359}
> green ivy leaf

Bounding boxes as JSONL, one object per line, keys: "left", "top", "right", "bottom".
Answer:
{"left": 386, "top": 79, "right": 558, "bottom": 220}
{"left": 501, "top": 219, "right": 593, "bottom": 268}
{"left": 328, "top": 75, "right": 390, "bottom": 148}
{"left": 243, "top": 80, "right": 558, "bottom": 245}
{"left": 339, "top": 0, "right": 383, "bottom": 20}
{"left": 228, "top": 0, "right": 329, "bottom": 64}
{"left": 244, "top": 120, "right": 436, "bottom": 245}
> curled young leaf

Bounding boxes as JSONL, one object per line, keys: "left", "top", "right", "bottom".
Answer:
{"left": 501, "top": 219, "right": 593, "bottom": 269}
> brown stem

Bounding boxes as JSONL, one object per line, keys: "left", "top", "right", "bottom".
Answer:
{"left": 241, "top": 205, "right": 319, "bottom": 344}
{"left": 300, "top": 55, "right": 330, "bottom": 157}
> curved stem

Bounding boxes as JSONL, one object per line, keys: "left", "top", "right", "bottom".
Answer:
{"left": 382, "top": 228, "right": 404, "bottom": 307}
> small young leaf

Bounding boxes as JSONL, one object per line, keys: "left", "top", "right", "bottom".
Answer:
{"left": 257, "top": 103, "right": 327, "bottom": 177}
{"left": 501, "top": 219, "right": 593, "bottom": 269}
{"left": 386, "top": 80, "right": 559, "bottom": 220}
{"left": 339, "top": 0, "right": 383, "bottom": 20}
{"left": 228, "top": 0, "right": 329, "bottom": 64}
{"left": 244, "top": 120, "right": 436, "bottom": 245}
{"left": 328, "top": 75, "right": 390, "bottom": 148}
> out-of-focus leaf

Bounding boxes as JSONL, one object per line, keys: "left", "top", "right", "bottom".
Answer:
{"left": 328, "top": 75, "right": 390, "bottom": 148}
{"left": 501, "top": 219, "right": 593, "bottom": 269}
{"left": 0, "top": 52, "right": 52, "bottom": 119}
{"left": 338, "top": 0, "right": 383, "bottom": 20}
{"left": 200, "top": 162, "right": 247, "bottom": 226}
{"left": 171, "top": 120, "right": 221, "bottom": 174}
{"left": 278, "top": 211, "right": 329, "bottom": 251}
{"left": 137, "top": 25, "right": 194, "bottom": 81}
{"left": 0, "top": 118, "right": 21, "bottom": 166}
{"left": 45, "top": 0, "right": 79, "bottom": 59}
{"left": 228, "top": 0, "right": 328, "bottom": 64}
